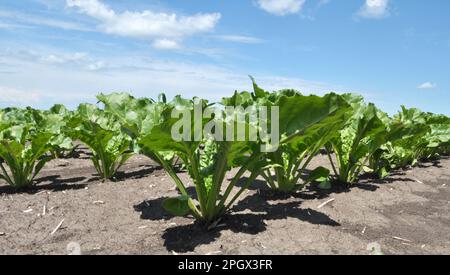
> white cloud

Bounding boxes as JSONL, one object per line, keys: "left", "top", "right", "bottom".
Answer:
{"left": 0, "top": 22, "right": 30, "bottom": 29}
{"left": 357, "top": 0, "right": 390, "bottom": 19}
{"left": 257, "top": 0, "right": 306, "bottom": 16}
{"left": 318, "top": 0, "right": 331, "bottom": 7}
{"left": 152, "top": 39, "right": 180, "bottom": 50}
{"left": 0, "top": 86, "right": 43, "bottom": 105}
{"left": 66, "top": 0, "right": 221, "bottom": 49}
{"left": 214, "top": 35, "right": 264, "bottom": 44}
{"left": 86, "top": 61, "right": 107, "bottom": 71}
{"left": 1, "top": 48, "right": 112, "bottom": 73}
{"left": 0, "top": 10, "right": 90, "bottom": 31}
{"left": 40, "top": 52, "right": 88, "bottom": 64}
{"left": 0, "top": 48, "right": 342, "bottom": 108}
{"left": 417, "top": 82, "right": 436, "bottom": 89}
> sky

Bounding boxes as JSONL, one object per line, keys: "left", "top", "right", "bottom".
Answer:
{"left": 0, "top": 0, "right": 449, "bottom": 115}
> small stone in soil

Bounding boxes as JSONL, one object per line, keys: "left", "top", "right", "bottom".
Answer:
{"left": 0, "top": 232, "right": 5, "bottom": 236}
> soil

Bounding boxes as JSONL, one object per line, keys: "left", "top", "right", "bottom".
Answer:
{"left": 0, "top": 147, "right": 449, "bottom": 255}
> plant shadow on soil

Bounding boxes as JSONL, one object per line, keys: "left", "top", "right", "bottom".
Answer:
{"left": 115, "top": 165, "right": 165, "bottom": 182}
{"left": 134, "top": 197, "right": 175, "bottom": 221}
{"left": 81, "top": 165, "right": 166, "bottom": 183}
{"left": 237, "top": 172, "right": 386, "bottom": 201}
{"left": 135, "top": 166, "right": 425, "bottom": 253}
{"left": 134, "top": 179, "right": 341, "bottom": 253}
{"left": 0, "top": 175, "right": 88, "bottom": 195}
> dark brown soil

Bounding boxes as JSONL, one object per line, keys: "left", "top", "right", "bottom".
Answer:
{"left": 1, "top": 148, "right": 449, "bottom": 255}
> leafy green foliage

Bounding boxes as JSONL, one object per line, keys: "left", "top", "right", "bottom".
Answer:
{"left": 97, "top": 92, "right": 178, "bottom": 166}
{"left": 326, "top": 96, "right": 388, "bottom": 184}
{"left": 367, "top": 106, "right": 450, "bottom": 177}
{"left": 36, "top": 104, "right": 77, "bottom": 158}
{"left": 1, "top": 79, "right": 449, "bottom": 232}
{"left": 0, "top": 105, "right": 76, "bottom": 159}
{"left": 65, "top": 104, "right": 133, "bottom": 181}
{"left": 223, "top": 80, "right": 350, "bottom": 192}
{"left": 0, "top": 123, "right": 53, "bottom": 189}
{"left": 139, "top": 96, "right": 265, "bottom": 223}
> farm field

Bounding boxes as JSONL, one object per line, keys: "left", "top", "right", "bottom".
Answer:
{"left": 1, "top": 146, "right": 449, "bottom": 255}
{"left": 2, "top": 0, "right": 450, "bottom": 260}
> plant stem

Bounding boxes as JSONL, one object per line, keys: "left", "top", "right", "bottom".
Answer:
{"left": 326, "top": 149, "right": 338, "bottom": 177}
{"left": 156, "top": 152, "right": 202, "bottom": 219}
{"left": 261, "top": 170, "right": 277, "bottom": 189}
{"left": 217, "top": 152, "right": 262, "bottom": 213}
{"left": 225, "top": 171, "right": 259, "bottom": 210}
{"left": 0, "top": 162, "right": 13, "bottom": 186}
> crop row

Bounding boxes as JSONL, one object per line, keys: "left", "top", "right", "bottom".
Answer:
{"left": 1, "top": 80, "right": 449, "bottom": 224}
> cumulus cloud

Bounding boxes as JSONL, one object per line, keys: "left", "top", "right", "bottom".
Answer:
{"left": 357, "top": 0, "right": 390, "bottom": 19}
{"left": 417, "top": 82, "right": 436, "bottom": 89}
{"left": 256, "top": 0, "right": 306, "bottom": 16}
{"left": 66, "top": 0, "right": 221, "bottom": 49}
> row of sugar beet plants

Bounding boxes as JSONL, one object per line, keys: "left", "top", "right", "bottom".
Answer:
{"left": 1, "top": 80, "right": 449, "bottom": 225}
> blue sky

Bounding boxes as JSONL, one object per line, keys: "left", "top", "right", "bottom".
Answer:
{"left": 0, "top": 0, "right": 449, "bottom": 115}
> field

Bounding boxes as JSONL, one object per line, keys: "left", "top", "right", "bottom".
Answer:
{"left": 2, "top": 1, "right": 449, "bottom": 259}
{"left": 1, "top": 145, "right": 449, "bottom": 255}
{"left": 1, "top": 87, "right": 449, "bottom": 255}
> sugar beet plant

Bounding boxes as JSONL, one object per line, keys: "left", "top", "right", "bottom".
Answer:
{"left": 65, "top": 103, "right": 134, "bottom": 181}
{"left": 97, "top": 92, "right": 178, "bottom": 167}
{"left": 138, "top": 96, "right": 267, "bottom": 224}
{"left": 325, "top": 96, "right": 389, "bottom": 184}
{"left": 222, "top": 81, "right": 351, "bottom": 193}
{"left": 43, "top": 104, "right": 77, "bottom": 158}
{"left": 97, "top": 93, "right": 261, "bottom": 223}
{"left": 0, "top": 105, "right": 76, "bottom": 159}
{"left": 0, "top": 121, "right": 54, "bottom": 189}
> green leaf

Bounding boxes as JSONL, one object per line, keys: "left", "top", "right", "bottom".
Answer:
{"left": 378, "top": 167, "right": 389, "bottom": 179}
{"left": 329, "top": 102, "right": 388, "bottom": 184}
{"left": 307, "top": 166, "right": 330, "bottom": 183}
{"left": 318, "top": 180, "right": 332, "bottom": 190}
{"left": 163, "top": 196, "right": 191, "bottom": 217}
{"left": 64, "top": 104, "right": 133, "bottom": 180}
